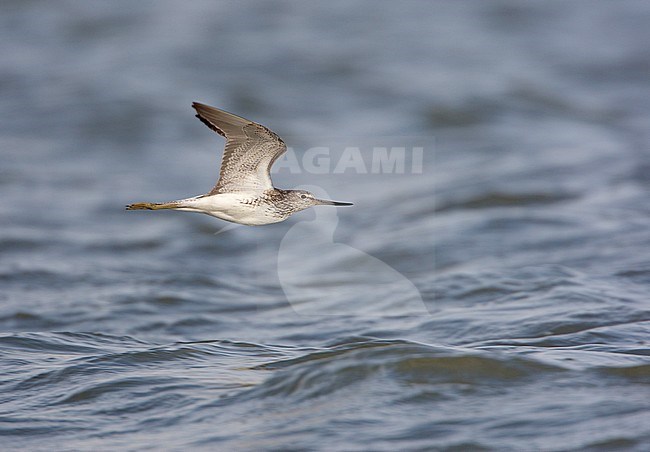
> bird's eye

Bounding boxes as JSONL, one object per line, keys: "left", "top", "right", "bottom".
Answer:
{"left": 300, "top": 194, "right": 307, "bottom": 199}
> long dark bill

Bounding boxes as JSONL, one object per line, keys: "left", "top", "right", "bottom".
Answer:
{"left": 316, "top": 199, "right": 354, "bottom": 206}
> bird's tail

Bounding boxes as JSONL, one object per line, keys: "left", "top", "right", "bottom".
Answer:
{"left": 126, "top": 201, "right": 179, "bottom": 211}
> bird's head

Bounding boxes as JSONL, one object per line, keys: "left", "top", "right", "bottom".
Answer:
{"left": 286, "top": 189, "right": 353, "bottom": 211}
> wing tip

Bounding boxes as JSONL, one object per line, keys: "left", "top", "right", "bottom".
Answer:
{"left": 192, "top": 102, "right": 227, "bottom": 136}
{"left": 195, "top": 113, "right": 226, "bottom": 137}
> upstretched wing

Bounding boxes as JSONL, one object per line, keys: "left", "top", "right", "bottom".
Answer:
{"left": 192, "top": 102, "right": 286, "bottom": 194}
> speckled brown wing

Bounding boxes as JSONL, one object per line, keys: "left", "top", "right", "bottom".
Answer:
{"left": 192, "top": 102, "right": 287, "bottom": 194}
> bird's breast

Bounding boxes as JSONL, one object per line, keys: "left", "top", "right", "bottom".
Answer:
{"left": 189, "top": 193, "right": 286, "bottom": 225}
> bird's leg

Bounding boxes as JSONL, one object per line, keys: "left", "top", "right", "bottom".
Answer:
{"left": 126, "top": 201, "right": 180, "bottom": 210}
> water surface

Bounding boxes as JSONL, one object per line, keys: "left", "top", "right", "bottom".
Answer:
{"left": 1, "top": 1, "right": 649, "bottom": 450}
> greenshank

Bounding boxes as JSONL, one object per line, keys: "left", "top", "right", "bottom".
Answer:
{"left": 126, "top": 103, "right": 352, "bottom": 225}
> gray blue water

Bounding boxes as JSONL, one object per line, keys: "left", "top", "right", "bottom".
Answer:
{"left": 2, "top": 1, "right": 650, "bottom": 450}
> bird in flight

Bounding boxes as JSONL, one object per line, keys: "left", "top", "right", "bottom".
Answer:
{"left": 127, "top": 103, "right": 352, "bottom": 225}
